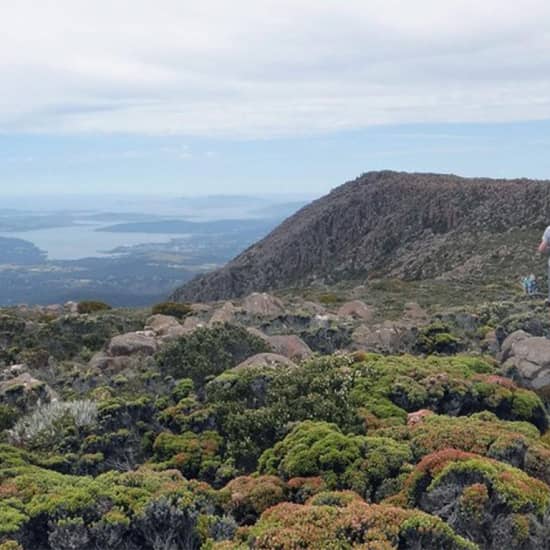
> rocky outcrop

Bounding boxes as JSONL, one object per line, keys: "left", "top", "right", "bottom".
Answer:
{"left": 500, "top": 330, "right": 550, "bottom": 397}
{"left": 107, "top": 331, "right": 158, "bottom": 357}
{"left": 172, "top": 171, "right": 550, "bottom": 302}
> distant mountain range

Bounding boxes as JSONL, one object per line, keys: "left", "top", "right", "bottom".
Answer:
{"left": 172, "top": 170, "right": 550, "bottom": 302}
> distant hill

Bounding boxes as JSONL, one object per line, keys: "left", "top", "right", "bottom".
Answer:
{"left": 172, "top": 170, "right": 550, "bottom": 302}
{"left": 0, "top": 237, "right": 46, "bottom": 265}
{"left": 96, "top": 218, "right": 280, "bottom": 235}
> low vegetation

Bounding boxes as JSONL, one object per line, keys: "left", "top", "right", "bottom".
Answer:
{"left": 0, "top": 301, "right": 549, "bottom": 549}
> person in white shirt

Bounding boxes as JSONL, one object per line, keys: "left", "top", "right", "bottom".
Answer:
{"left": 538, "top": 226, "right": 550, "bottom": 304}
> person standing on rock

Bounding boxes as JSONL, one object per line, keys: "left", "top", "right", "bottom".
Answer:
{"left": 538, "top": 226, "right": 550, "bottom": 304}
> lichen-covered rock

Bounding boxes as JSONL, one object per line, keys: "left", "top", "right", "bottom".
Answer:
{"left": 266, "top": 335, "right": 312, "bottom": 361}
{"left": 107, "top": 331, "right": 158, "bottom": 356}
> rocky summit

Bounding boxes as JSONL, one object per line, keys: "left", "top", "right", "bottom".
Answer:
{"left": 172, "top": 171, "right": 550, "bottom": 302}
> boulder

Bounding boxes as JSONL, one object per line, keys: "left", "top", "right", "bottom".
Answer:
{"left": 182, "top": 316, "right": 205, "bottom": 333}
{"left": 337, "top": 300, "right": 375, "bottom": 322}
{"left": 107, "top": 331, "right": 158, "bottom": 357}
{"left": 242, "top": 292, "right": 286, "bottom": 318}
{"left": 501, "top": 331, "right": 550, "bottom": 396}
{"left": 145, "top": 314, "right": 187, "bottom": 341}
{"left": 351, "top": 322, "right": 411, "bottom": 354}
{"left": 266, "top": 335, "right": 312, "bottom": 361}
{"left": 499, "top": 330, "right": 531, "bottom": 362}
{"left": 209, "top": 302, "right": 238, "bottom": 325}
{"left": 89, "top": 352, "right": 132, "bottom": 372}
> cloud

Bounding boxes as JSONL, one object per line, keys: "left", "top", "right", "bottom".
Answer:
{"left": 1, "top": 0, "right": 550, "bottom": 137}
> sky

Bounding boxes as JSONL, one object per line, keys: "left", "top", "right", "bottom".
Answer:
{"left": 1, "top": 0, "right": 550, "bottom": 196}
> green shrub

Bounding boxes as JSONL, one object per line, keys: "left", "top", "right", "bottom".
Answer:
{"left": 152, "top": 301, "right": 193, "bottom": 319}
{"left": 152, "top": 430, "right": 223, "bottom": 480}
{"left": 259, "top": 421, "right": 412, "bottom": 500}
{"left": 77, "top": 301, "right": 112, "bottom": 314}
{"left": 156, "top": 323, "right": 269, "bottom": 385}
{"left": 415, "top": 322, "right": 462, "bottom": 354}
{"left": 0, "top": 404, "right": 17, "bottom": 431}
{"left": 318, "top": 293, "right": 340, "bottom": 305}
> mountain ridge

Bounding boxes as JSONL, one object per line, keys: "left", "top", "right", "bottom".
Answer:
{"left": 172, "top": 170, "right": 550, "bottom": 302}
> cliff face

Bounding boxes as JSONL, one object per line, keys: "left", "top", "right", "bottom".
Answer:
{"left": 172, "top": 171, "right": 550, "bottom": 302}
